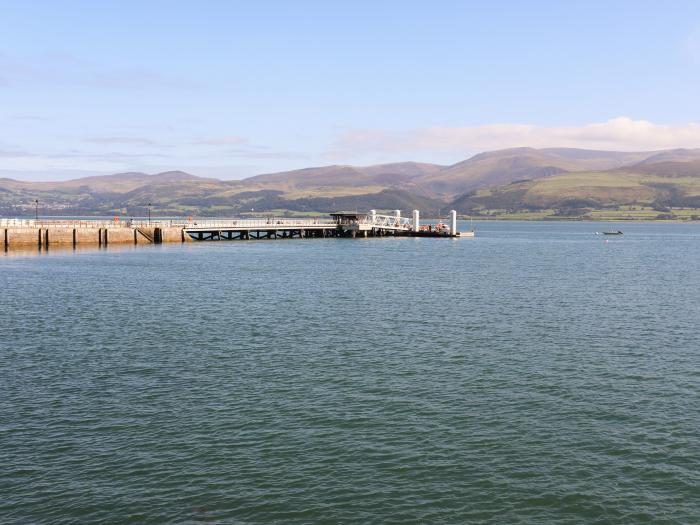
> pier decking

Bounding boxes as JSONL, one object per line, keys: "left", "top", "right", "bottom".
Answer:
{"left": 2, "top": 209, "right": 470, "bottom": 249}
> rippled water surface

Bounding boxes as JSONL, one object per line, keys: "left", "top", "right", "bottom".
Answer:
{"left": 2, "top": 221, "right": 699, "bottom": 524}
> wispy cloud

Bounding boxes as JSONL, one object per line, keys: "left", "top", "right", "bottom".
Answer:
{"left": 326, "top": 118, "right": 700, "bottom": 159}
{"left": 0, "top": 52, "right": 35, "bottom": 85}
{"left": 47, "top": 151, "right": 170, "bottom": 160}
{"left": 225, "top": 149, "right": 309, "bottom": 160}
{"left": 0, "top": 150, "right": 179, "bottom": 178}
{"left": 192, "top": 136, "right": 308, "bottom": 160}
{"left": 1, "top": 141, "right": 168, "bottom": 161}
{"left": 86, "top": 136, "right": 157, "bottom": 145}
{"left": 9, "top": 114, "right": 50, "bottom": 121}
{"left": 0, "top": 149, "right": 35, "bottom": 158}
{"left": 193, "top": 136, "right": 247, "bottom": 146}
{"left": 0, "top": 52, "right": 199, "bottom": 91}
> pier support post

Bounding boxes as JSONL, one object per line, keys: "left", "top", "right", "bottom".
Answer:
{"left": 450, "top": 210, "right": 457, "bottom": 236}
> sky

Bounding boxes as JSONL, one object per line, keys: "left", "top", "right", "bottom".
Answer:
{"left": 2, "top": 0, "right": 700, "bottom": 181}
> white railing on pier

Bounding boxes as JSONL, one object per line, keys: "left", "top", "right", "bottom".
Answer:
{"left": 0, "top": 218, "right": 126, "bottom": 228}
{"left": 0, "top": 217, "right": 338, "bottom": 229}
{"left": 360, "top": 214, "right": 413, "bottom": 230}
{"left": 178, "top": 218, "right": 338, "bottom": 229}
{"left": 1, "top": 214, "right": 418, "bottom": 231}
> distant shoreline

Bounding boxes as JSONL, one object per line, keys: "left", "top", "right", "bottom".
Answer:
{"left": 5, "top": 214, "right": 700, "bottom": 223}
{"left": 457, "top": 216, "right": 700, "bottom": 222}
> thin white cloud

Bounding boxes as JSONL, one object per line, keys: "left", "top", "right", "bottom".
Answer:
{"left": 193, "top": 136, "right": 247, "bottom": 146}
{"left": 327, "top": 117, "right": 700, "bottom": 159}
{"left": 225, "top": 148, "right": 308, "bottom": 160}
{"left": 0, "top": 149, "right": 35, "bottom": 158}
{"left": 0, "top": 146, "right": 167, "bottom": 161}
{"left": 48, "top": 151, "right": 169, "bottom": 160}
{"left": 192, "top": 137, "right": 307, "bottom": 159}
{"left": 0, "top": 52, "right": 199, "bottom": 91}
{"left": 86, "top": 136, "right": 157, "bottom": 145}
{"left": 0, "top": 155, "right": 127, "bottom": 172}
{"left": 10, "top": 114, "right": 50, "bottom": 121}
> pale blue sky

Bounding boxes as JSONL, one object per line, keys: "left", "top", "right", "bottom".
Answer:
{"left": 2, "top": 0, "right": 700, "bottom": 180}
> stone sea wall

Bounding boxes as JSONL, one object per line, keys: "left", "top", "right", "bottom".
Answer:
{"left": 3, "top": 226, "right": 191, "bottom": 249}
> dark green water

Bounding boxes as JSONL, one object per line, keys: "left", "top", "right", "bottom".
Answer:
{"left": 2, "top": 221, "right": 699, "bottom": 524}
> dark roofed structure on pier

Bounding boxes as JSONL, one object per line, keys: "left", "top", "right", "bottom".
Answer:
{"left": 330, "top": 212, "right": 367, "bottom": 225}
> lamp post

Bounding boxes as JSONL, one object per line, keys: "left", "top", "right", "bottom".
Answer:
{"left": 148, "top": 202, "right": 152, "bottom": 225}
{"left": 35, "top": 199, "right": 39, "bottom": 222}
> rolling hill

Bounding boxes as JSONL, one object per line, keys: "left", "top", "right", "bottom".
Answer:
{"left": 3, "top": 148, "right": 700, "bottom": 218}
{"left": 451, "top": 158, "right": 700, "bottom": 217}
{"left": 414, "top": 148, "right": 656, "bottom": 197}
{"left": 244, "top": 162, "right": 444, "bottom": 197}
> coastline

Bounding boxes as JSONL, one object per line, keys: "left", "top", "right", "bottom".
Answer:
{"left": 458, "top": 216, "right": 700, "bottom": 222}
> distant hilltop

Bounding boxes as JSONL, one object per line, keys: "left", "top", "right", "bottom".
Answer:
{"left": 3, "top": 147, "right": 700, "bottom": 220}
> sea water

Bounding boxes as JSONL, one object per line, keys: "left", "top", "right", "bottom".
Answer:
{"left": 1, "top": 221, "right": 698, "bottom": 524}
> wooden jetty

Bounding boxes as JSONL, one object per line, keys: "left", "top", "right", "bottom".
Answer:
{"left": 2, "top": 210, "right": 471, "bottom": 249}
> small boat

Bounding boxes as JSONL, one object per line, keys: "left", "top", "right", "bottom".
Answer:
{"left": 595, "top": 230, "right": 623, "bottom": 235}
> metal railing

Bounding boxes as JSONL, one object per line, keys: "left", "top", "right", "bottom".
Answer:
{"left": 0, "top": 219, "right": 128, "bottom": 228}
{"left": 179, "top": 218, "right": 338, "bottom": 229}
{"left": 1, "top": 215, "right": 420, "bottom": 230}
{"left": 359, "top": 214, "right": 413, "bottom": 230}
{"left": 0, "top": 217, "right": 338, "bottom": 229}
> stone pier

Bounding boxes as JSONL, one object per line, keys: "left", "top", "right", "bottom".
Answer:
{"left": 2, "top": 224, "right": 193, "bottom": 249}
{"left": 2, "top": 211, "right": 466, "bottom": 250}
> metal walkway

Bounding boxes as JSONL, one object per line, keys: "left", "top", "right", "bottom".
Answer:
{"left": 178, "top": 210, "right": 460, "bottom": 240}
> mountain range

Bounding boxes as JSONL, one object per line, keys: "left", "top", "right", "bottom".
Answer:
{"left": 3, "top": 147, "right": 700, "bottom": 218}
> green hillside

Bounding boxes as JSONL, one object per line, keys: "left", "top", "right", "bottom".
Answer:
{"left": 451, "top": 162, "right": 700, "bottom": 220}
{"left": 414, "top": 147, "right": 656, "bottom": 197}
{"left": 3, "top": 148, "right": 700, "bottom": 219}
